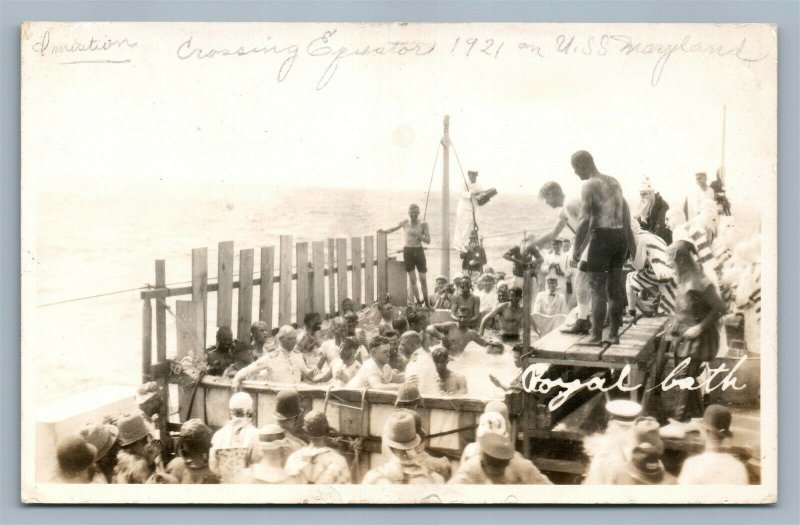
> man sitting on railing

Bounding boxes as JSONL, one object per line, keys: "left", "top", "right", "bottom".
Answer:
{"left": 479, "top": 286, "right": 524, "bottom": 343}
{"left": 231, "top": 326, "right": 305, "bottom": 387}
{"left": 450, "top": 278, "right": 481, "bottom": 329}
{"left": 205, "top": 326, "right": 235, "bottom": 376}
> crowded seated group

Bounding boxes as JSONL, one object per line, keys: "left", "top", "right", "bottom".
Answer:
{"left": 52, "top": 390, "right": 749, "bottom": 486}
{"left": 51, "top": 390, "right": 554, "bottom": 485}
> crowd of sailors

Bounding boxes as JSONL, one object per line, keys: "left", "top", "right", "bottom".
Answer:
{"left": 51, "top": 391, "right": 750, "bottom": 485}
{"left": 50, "top": 150, "right": 760, "bottom": 486}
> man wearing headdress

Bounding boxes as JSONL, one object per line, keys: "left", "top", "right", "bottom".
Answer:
{"left": 636, "top": 176, "right": 671, "bottom": 244}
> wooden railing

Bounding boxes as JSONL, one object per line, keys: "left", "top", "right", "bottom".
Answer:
{"left": 140, "top": 232, "right": 390, "bottom": 383}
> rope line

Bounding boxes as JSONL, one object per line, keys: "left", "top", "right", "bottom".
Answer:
{"left": 38, "top": 225, "right": 546, "bottom": 307}
{"left": 422, "top": 143, "right": 441, "bottom": 221}
{"left": 36, "top": 286, "right": 151, "bottom": 308}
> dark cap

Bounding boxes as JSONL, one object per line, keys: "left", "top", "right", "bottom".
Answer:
{"left": 179, "top": 419, "right": 213, "bottom": 455}
{"left": 395, "top": 382, "right": 422, "bottom": 406}
{"left": 116, "top": 413, "right": 152, "bottom": 447}
{"left": 303, "top": 410, "right": 330, "bottom": 438}
{"left": 479, "top": 432, "right": 514, "bottom": 460}
{"left": 79, "top": 423, "right": 119, "bottom": 461}
{"left": 57, "top": 435, "right": 97, "bottom": 476}
{"left": 702, "top": 404, "right": 733, "bottom": 438}
{"left": 273, "top": 390, "right": 304, "bottom": 421}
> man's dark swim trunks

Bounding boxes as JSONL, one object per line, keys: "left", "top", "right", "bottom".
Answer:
{"left": 403, "top": 246, "right": 427, "bottom": 273}
{"left": 585, "top": 228, "right": 627, "bottom": 272}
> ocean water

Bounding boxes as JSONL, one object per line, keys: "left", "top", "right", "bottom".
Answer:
{"left": 33, "top": 181, "right": 559, "bottom": 404}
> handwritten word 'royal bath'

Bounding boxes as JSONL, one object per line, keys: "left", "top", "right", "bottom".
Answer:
{"left": 32, "top": 30, "right": 137, "bottom": 59}
{"left": 522, "top": 356, "right": 748, "bottom": 411}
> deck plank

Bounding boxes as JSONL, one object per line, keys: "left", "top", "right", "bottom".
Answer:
{"left": 565, "top": 343, "right": 606, "bottom": 361}
{"left": 532, "top": 329, "right": 584, "bottom": 360}
{"left": 602, "top": 317, "right": 666, "bottom": 364}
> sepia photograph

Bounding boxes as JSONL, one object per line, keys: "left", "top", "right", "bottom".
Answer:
{"left": 20, "top": 21, "right": 777, "bottom": 504}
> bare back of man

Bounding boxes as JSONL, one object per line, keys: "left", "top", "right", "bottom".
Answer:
{"left": 571, "top": 151, "right": 633, "bottom": 345}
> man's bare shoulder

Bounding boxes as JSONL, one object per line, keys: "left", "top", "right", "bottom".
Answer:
{"left": 600, "top": 173, "right": 623, "bottom": 190}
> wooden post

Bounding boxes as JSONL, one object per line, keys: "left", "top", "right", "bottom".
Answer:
{"left": 191, "top": 248, "right": 208, "bottom": 349}
{"left": 364, "top": 235, "right": 375, "bottom": 305}
{"left": 522, "top": 268, "right": 533, "bottom": 354}
{"left": 441, "top": 115, "right": 451, "bottom": 279}
{"left": 141, "top": 299, "right": 152, "bottom": 383}
{"left": 259, "top": 246, "right": 275, "bottom": 330}
{"left": 327, "top": 238, "right": 336, "bottom": 314}
{"left": 351, "top": 237, "right": 362, "bottom": 308}
{"left": 336, "top": 238, "right": 348, "bottom": 310}
{"left": 237, "top": 248, "right": 254, "bottom": 343}
{"left": 376, "top": 231, "right": 388, "bottom": 301}
{"left": 155, "top": 260, "right": 167, "bottom": 363}
{"left": 521, "top": 267, "right": 533, "bottom": 459}
{"left": 279, "top": 235, "right": 293, "bottom": 327}
{"left": 312, "top": 241, "right": 325, "bottom": 316}
{"left": 154, "top": 260, "right": 169, "bottom": 457}
{"left": 296, "top": 242, "right": 310, "bottom": 323}
{"left": 217, "top": 241, "right": 234, "bottom": 329}
{"left": 176, "top": 300, "right": 204, "bottom": 411}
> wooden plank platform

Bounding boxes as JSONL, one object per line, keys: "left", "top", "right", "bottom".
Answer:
{"left": 601, "top": 316, "right": 664, "bottom": 364}
{"left": 532, "top": 315, "right": 668, "bottom": 366}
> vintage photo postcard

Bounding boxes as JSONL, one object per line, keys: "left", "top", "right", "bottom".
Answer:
{"left": 20, "top": 22, "right": 776, "bottom": 504}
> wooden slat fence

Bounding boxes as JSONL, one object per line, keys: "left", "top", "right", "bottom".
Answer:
{"left": 141, "top": 232, "right": 389, "bottom": 380}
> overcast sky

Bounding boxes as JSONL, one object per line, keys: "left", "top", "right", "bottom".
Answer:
{"left": 23, "top": 22, "right": 776, "bottom": 212}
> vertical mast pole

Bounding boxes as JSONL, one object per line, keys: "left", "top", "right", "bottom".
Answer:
{"left": 720, "top": 105, "right": 727, "bottom": 184}
{"left": 441, "top": 115, "right": 451, "bottom": 279}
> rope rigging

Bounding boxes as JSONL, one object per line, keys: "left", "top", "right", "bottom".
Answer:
{"left": 422, "top": 143, "right": 441, "bottom": 221}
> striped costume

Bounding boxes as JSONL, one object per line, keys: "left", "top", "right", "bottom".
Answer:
{"left": 683, "top": 223, "right": 723, "bottom": 278}
{"left": 626, "top": 229, "right": 677, "bottom": 315}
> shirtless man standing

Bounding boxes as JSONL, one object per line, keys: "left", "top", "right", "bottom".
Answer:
{"left": 379, "top": 203, "right": 431, "bottom": 306}
{"left": 536, "top": 181, "right": 592, "bottom": 334}
{"left": 426, "top": 306, "right": 489, "bottom": 356}
{"left": 570, "top": 151, "right": 636, "bottom": 345}
{"left": 479, "top": 287, "right": 525, "bottom": 342}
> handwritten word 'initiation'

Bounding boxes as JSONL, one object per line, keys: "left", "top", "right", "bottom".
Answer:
{"left": 176, "top": 36, "right": 300, "bottom": 82}
{"left": 521, "top": 356, "right": 749, "bottom": 411}
{"left": 307, "top": 30, "right": 436, "bottom": 90}
{"left": 32, "top": 30, "right": 137, "bottom": 59}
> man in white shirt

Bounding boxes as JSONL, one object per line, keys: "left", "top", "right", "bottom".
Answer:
{"left": 401, "top": 331, "right": 438, "bottom": 395}
{"left": 684, "top": 172, "right": 716, "bottom": 220}
{"left": 474, "top": 273, "right": 499, "bottom": 316}
{"left": 536, "top": 181, "right": 591, "bottom": 334}
{"left": 454, "top": 170, "right": 484, "bottom": 251}
{"left": 232, "top": 325, "right": 306, "bottom": 387}
{"left": 346, "top": 335, "right": 403, "bottom": 390}
{"left": 533, "top": 275, "right": 568, "bottom": 316}
{"left": 677, "top": 405, "right": 749, "bottom": 485}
